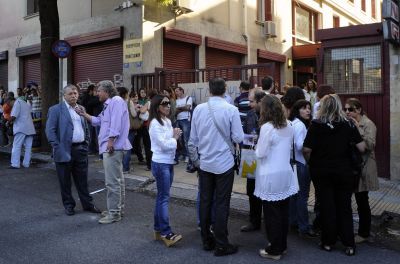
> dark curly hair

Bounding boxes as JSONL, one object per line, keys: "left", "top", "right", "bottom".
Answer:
{"left": 288, "top": 99, "right": 312, "bottom": 128}
{"left": 259, "top": 94, "right": 287, "bottom": 129}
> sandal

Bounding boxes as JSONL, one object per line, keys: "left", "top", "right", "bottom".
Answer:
{"left": 345, "top": 247, "right": 355, "bottom": 256}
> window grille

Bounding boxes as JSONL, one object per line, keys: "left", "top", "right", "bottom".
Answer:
{"left": 323, "top": 45, "right": 382, "bottom": 94}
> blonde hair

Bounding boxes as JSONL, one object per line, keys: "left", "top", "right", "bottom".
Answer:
{"left": 317, "top": 94, "right": 347, "bottom": 123}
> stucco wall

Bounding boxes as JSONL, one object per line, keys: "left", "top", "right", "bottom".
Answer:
{"left": 0, "top": 2, "right": 141, "bottom": 91}
{"left": 390, "top": 44, "right": 400, "bottom": 181}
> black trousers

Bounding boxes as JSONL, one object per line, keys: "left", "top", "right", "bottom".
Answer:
{"left": 55, "top": 144, "right": 93, "bottom": 210}
{"left": 263, "top": 198, "right": 289, "bottom": 255}
{"left": 246, "top": 178, "right": 263, "bottom": 228}
{"left": 199, "top": 167, "right": 234, "bottom": 248}
{"left": 311, "top": 168, "right": 355, "bottom": 247}
{"left": 355, "top": 191, "right": 371, "bottom": 238}
{"left": 134, "top": 126, "right": 152, "bottom": 169}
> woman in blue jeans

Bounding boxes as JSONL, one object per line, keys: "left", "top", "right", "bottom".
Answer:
{"left": 149, "top": 94, "right": 183, "bottom": 247}
{"left": 288, "top": 100, "right": 317, "bottom": 237}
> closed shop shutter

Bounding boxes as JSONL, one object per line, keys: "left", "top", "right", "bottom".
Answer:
{"left": 0, "top": 61, "right": 7, "bottom": 89}
{"left": 72, "top": 40, "right": 123, "bottom": 85}
{"left": 206, "top": 48, "right": 242, "bottom": 80}
{"left": 163, "top": 39, "right": 195, "bottom": 84}
{"left": 23, "top": 54, "right": 41, "bottom": 86}
{"left": 258, "top": 58, "right": 280, "bottom": 88}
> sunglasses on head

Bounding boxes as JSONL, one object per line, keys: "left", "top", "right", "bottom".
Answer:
{"left": 160, "top": 101, "right": 170, "bottom": 106}
{"left": 344, "top": 107, "right": 355, "bottom": 112}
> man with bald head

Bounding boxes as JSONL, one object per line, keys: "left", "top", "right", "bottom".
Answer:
{"left": 46, "top": 84, "right": 100, "bottom": 216}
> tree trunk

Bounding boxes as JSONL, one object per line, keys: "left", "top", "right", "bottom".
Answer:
{"left": 39, "top": 0, "right": 59, "bottom": 151}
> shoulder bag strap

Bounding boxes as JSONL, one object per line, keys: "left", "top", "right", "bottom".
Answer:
{"left": 207, "top": 101, "right": 234, "bottom": 155}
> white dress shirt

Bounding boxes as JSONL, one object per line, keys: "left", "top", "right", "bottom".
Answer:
{"left": 292, "top": 118, "right": 307, "bottom": 165}
{"left": 11, "top": 98, "right": 35, "bottom": 135}
{"left": 176, "top": 96, "right": 192, "bottom": 120}
{"left": 64, "top": 101, "right": 85, "bottom": 143}
{"left": 149, "top": 118, "right": 177, "bottom": 164}
{"left": 189, "top": 96, "right": 244, "bottom": 174}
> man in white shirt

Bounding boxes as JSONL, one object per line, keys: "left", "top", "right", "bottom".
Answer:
{"left": 46, "top": 84, "right": 100, "bottom": 216}
{"left": 174, "top": 86, "right": 195, "bottom": 172}
{"left": 188, "top": 78, "right": 244, "bottom": 256}
{"left": 261, "top": 75, "right": 274, "bottom": 94}
{"left": 9, "top": 96, "right": 35, "bottom": 169}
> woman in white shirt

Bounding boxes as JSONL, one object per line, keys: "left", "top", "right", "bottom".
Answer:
{"left": 288, "top": 99, "right": 316, "bottom": 237}
{"left": 149, "top": 94, "right": 183, "bottom": 247}
{"left": 255, "top": 95, "right": 299, "bottom": 260}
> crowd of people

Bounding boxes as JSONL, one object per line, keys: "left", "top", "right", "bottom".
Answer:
{"left": 3, "top": 75, "right": 379, "bottom": 259}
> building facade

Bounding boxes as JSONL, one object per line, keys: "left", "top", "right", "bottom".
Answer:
{"left": 0, "top": 0, "right": 142, "bottom": 92}
{"left": 0, "top": 0, "right": 381, "bottom": 92}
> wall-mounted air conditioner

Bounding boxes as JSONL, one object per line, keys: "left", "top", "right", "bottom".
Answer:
{"left": 263, "top": 21, "right": 277, "bottom": 38}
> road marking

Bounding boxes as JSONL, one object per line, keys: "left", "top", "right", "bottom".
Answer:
{"left": 90, "top": 188, "right": 106, "bottom": 194}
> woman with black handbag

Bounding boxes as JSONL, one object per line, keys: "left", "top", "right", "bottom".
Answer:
{"left": 345, "top": 98, "right": 379, "bottom": 244}
{"left": 303, "top": 94, "right": 366, "bottom": 256}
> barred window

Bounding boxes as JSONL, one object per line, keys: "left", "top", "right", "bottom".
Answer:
{"left": 323, "top": 45, "right": 382, "bottom": 94}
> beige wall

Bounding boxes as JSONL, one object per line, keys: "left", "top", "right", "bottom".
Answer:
{"left": 142, "top": 0, "right": 381, "bottom": 85}
{"left": 389, "top": 44, "right": 400, "bottom": 181}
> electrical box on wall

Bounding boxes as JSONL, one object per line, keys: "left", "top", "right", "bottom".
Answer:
{"left": 263, "top": 21, "right": 277, "bottom": 38}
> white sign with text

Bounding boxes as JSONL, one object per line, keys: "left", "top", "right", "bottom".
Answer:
{"left": 179, "top": 81, "right": 241, "bottom": 104}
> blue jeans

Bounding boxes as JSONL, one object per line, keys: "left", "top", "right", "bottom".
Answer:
{"left": 175, "top": 119, "right": 191, "bottom": 159}
{"left": 122, "top": 131, "right": 135, "bottom": 171}
{"left": 289, "top": 162, "right": 311, "bottom": 233}
{"left": 152, "top": 161, "right": 174, "bottom": 235}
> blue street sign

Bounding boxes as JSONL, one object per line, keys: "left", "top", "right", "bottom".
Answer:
{"left": 52, "top": 40, "right": 72, "bottom": 58}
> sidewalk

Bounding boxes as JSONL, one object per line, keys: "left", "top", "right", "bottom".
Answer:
{"left": 1, "top": 146, "right": 400, "bottom": 217}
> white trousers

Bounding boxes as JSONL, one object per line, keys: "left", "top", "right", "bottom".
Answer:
{"left": 11, "top": 133, "right": 33, "bottom": 168}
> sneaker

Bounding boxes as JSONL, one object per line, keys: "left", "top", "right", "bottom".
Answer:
{"left": 161, "top": 232, "right": 182, "bottom": 247}
{"left": 154, "top": 231, "right": 162, "bottom": 241}
{"left": 355, "top": 234, "right": 368, "bottom": 244}
{"left": 123, "top": 170, "right": 130, "bottom": 174}
{"left": 101, "top": 210, "right": 124, "bottom": 217}
{"left": 98, "top": 213, "right": 121, "bottom": 224}
{"left": 259, "top": 249, "right": 281, "bottom": 260}
{"left": 240, "top": 223, "right": 260, "bottom": 232}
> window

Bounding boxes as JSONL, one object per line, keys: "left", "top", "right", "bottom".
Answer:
{"left": 361, "top": 0, "right": 366, "bottom": 12}
{"left": 333, "top": 16, "right": 340, "bottom": 28}
{"left": 371, "top": 0, "right": 376, "bottom": 18}
{"left": 27, "top": 0, "right": 39, "bottom": 16}
{"left": 293, "top": 5, "right": 318, "bottom": 45}
{"left": 323, "top": 45, "right": 382, "bottom": 94}
{"left": 258, "top": 0, "right": 273, "bottom": 21}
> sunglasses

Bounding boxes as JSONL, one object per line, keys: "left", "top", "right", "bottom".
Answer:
{"left": 160, "top": 101, "right": 170, "bottom": 107}
{"left": 344, "top": 107, "right": 355, "bottom": 112}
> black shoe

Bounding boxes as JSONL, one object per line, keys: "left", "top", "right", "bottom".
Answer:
{"left": 186, "top": 167, "right": 197, "bottom": 173}
{"left": 214, "top": 244, "right": 238, "bottom": 257}
{"left": 240, "top": 223, "right": 260, "bottom": 232}
{"left": 84, "top": 205, "right": 101, "bottom": 214}
{"left": 65, "top": 207, "right": 75, "bottom": 216}
{"left": 299, "top": 229, "right": 318, "bottom": 238}
{"left": 7, "top": 166, "right": 19, "bottom": 169}
{"left": 203, "top": 240, "right": 216, "bottom": 251}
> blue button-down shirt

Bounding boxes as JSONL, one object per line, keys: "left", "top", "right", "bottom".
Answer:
{"left": 189, "top": 96, "right": 244, "bottom": 174}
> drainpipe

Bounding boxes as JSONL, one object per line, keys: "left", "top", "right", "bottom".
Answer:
{"left": 243, "top": 0, "right": 250, "bottom": 65}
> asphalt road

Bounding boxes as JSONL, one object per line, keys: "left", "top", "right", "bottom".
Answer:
{"left": 1, "top": 154, "right": 399, "bottom": 264}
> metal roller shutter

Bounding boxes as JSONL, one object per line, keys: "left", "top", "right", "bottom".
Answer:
{"left": 72, "top": 40, "right": 123, "bottom": 85}
{"left": 23, "top": 54, "right": 41, "bottom": 86}
{"left": 206, "top": 48, "right": 242, "bottom": 80}
{"left": 163, "top": 39, "right": 195, "bottom": 84}
{"left": 0, "top": 61, "right": 7, "bottom": 89}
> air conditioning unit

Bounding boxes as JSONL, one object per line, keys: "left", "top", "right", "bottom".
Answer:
{"left": 263, "top": 21, "right": 277, "bottom": 38}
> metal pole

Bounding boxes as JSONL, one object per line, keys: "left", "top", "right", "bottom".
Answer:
{"left": 59, "top": 58, "right": 63, "bottom": 102}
